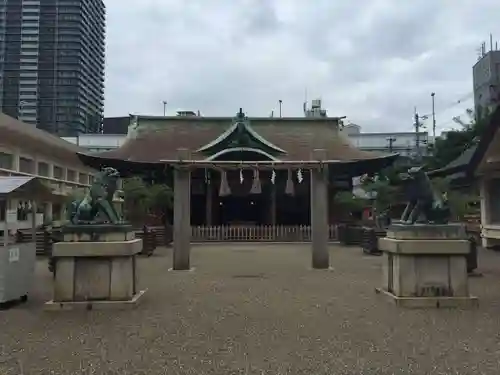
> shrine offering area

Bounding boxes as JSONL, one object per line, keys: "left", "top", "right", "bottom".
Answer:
{"left": 1, "top": 244, "right": 500, "bottom": 374}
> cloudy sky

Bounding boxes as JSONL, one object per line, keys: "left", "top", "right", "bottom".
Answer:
{"left": 104, "top": 0, "right": 500, "bottom": 134}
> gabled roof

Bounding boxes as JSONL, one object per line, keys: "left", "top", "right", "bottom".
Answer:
{"left": 80, "top": 112, "right": 395, "bottom": 163}
{"left": 428, "top": 104, "right": 500, "bottom": 178}
{"left": 473, "top": 104, "right": 500, "bottom": 173}
{"left": 427, "top": 145, "right": 477, "bottom": 178}
{"left": 0, "top": 113, "right": 90, "bottom": 166}
{"left": 0, "top": 176, "right": 54, "bottom": 199}
{"left": 197, "top": 109, "right": 286, "bottom": 155}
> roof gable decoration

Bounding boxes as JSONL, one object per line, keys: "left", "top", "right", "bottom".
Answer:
{"left": 196, "top": 108, "right": 287, "bottom": 156}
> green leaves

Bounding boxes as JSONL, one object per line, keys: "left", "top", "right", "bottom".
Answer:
{"left": 427, "top": 106, "right": 492, "bottom": 170}
{"left": 122, "top": 177, "right": 173, "bottom": 222}
{"left": 336, "top": 191, "right": 367, "bottom": 211}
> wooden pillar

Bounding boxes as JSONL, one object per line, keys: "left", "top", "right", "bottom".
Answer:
{"left": 31, "top": 200, "right": 37, "bottom": 242}
{"left": 269, "top": 184, "right": 276, "bottom": 225}
{"left": 173, "top": 167, "right": 191, "bottom": 270}
{"left": 205, "top": 181, "right": 213, "bottom": 226}
{"left": 310, "top": 150, "right": 329, "bottom": 269}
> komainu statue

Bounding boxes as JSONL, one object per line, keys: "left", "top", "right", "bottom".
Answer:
{"left": 399, "top": 166, "right": 451, "bottom": 225}
{"left": 68, "top": 167, "right": 124, "bottom": 225}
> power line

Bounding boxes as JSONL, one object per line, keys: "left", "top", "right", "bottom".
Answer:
{"left": 421, "top": 92, "right": 473, "bottom": 119}
{"left": 410, "top": 93, "right": 474, "bottom": 133}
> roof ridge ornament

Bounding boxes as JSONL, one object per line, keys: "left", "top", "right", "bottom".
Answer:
{"left": 196, "top": 108, "right": 287, "bottom": 155}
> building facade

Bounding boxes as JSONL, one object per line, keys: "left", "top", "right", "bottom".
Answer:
{"left": 0, "top": 114, "right": 95, "bottom": 231}
{"left": 473, "top": 49, "right": 500, "bottom": 118}
{"left": 76, "top": 110, "right": 397, "bottom": 228}
{"left": 0, "top": 0, "right": 105, "bottom": 136}
{"left": 342, "top": 123, "right": 429, "bottom": 158}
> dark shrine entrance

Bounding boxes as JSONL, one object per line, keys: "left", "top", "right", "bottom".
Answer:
{"left": 218, "top": 194, "right": 267, "bottom": 225}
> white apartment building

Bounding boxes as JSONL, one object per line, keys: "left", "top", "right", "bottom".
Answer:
{"left": 0, "top": 114, "right": 95, "bottom": 230}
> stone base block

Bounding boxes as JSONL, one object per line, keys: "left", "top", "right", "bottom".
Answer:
{"left": 378, "top": 224, "right": 476, "bottom": 307}
{"left": 51, "top": 239, "right": 142, "bottom": 304}
{"left": 62, "top": 224, "right": 135, "bottom": 242}
{"left": 44, "top": 289, "right": 147, "bottom": 311}
{"left": 387, "top": 223, "right": 467, "bottom": 240}
{"left": 375, "top": 288, "right": 478, "bottom": 309}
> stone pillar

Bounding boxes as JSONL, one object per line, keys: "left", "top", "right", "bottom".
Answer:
{"left": 173, "top": 167, "right": 192, "bottom": 270}
{"left": 205, "top": 181, "right": 212, "bottom": 226}
{"left": 310, "top": 149, "right": 329, "bottom": 269}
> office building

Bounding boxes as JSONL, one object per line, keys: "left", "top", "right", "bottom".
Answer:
{"left": 0, "top": 0, "right": 105, "bottom": 136}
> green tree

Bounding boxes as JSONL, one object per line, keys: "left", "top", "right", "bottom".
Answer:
{"left": 426, "top": 107, "right": 492, "bottom": 170}
{"left": 147, "top": 183, "right": 173, "bottom": 220}
{"left": 361, "top": 175, "right": 399, "bottom": 213}
{"left": 122, "top": 177, "right": 173, "bottom": 224}
{"left": 431, "top": 177, "right": 478, "bottom": 220}
{"left": 335, "top": 191, "right": 367, "bottom": 212}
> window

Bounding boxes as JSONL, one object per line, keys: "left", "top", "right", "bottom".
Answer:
{"left": 78, "top": 173, "right": 87, "bottom": 184}
{"left": 0, "top": 152, "right": 13, "bottom": 169}
{"left": 53, "top": 166, "right": 64, "bottom": 179}
{"left": 37, "top": 161, "right": 49, "bottom": 177}
{"left": 67, "top": 169, "right": 76, "bottom": 181}
{"left": 19, "top": 157, "right": 34, "bottom": 174}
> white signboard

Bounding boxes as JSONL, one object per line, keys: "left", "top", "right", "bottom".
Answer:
{"left": 8, "top": 247, "right": 20, "bottom": 262}
{"left": 6, "top": 210, "right": 17, "bottom": 224}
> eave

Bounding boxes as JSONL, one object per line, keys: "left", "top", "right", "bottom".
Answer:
{"left": 77, "top": 151, "right": 399, "bottom": 178}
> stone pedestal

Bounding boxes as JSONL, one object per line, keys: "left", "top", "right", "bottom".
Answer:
{"left": 376, "top": 223, "right": 478, "bottom": 308}
{"left": 45, "top": 224, "right": 146, "bottom": 311}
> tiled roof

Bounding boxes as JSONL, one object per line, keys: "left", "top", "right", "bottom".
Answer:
{"left": 428, "top": 145, "right": 477, "bottom": 178}
{"left": 0, "top": 113, "right": 89, "bottom": 166}
{"left": 428, "top": 104, "right": 500, "bottom": 177}
{"left": 90, "top": 117, "right": 394, "bottom": 162}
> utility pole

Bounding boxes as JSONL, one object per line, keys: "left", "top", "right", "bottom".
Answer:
{"left": 386, "top": 137, "right": 397, "bottom": 153}
{"left": 278, "top": 100, "right": 282, "bottom": 118}
{"left": 414, "top": 109, "right": 421, "bottom": 161}
{"left": 162, "top": 100, "right": 167, "bottom": 116}
{"left": 431, "top": 92, "right": 436, "bottom": 140}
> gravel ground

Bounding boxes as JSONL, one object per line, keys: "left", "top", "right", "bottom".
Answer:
{"left": 1, "top": 244, "right": 500, "bottom": 374}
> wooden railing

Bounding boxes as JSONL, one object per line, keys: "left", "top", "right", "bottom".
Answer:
{"left": 190, "top": 225, "right": 338, "bottom": 242}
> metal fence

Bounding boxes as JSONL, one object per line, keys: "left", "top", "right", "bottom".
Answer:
{"left": 190, "top": 225, "right": 338, "bottom": 242}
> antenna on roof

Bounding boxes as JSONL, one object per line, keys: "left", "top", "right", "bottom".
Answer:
{"left": 491, "top": 33, "right": 494, "bottom": 51}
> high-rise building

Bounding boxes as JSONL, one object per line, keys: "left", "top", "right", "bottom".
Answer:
{"left": 0, "top": 0, "right": 105, "bottom": 136}
{"left": 472, "top": 39, "right": 500, "bottom": 119}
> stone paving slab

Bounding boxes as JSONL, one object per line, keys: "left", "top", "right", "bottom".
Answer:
{"left": 1, "top": 244, "right": 500, "bottom": 374}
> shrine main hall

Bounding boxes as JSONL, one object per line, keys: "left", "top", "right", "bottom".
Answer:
{"left": 77, "top": 109, "right": 398, "bottom": 270}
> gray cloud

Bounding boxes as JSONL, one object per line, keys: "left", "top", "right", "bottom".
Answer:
{"left": 104, "top": 0, "right": 500, "bottom": 133}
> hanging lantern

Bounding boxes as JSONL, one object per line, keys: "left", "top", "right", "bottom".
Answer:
{"left": 218, "top": 169, "right": 231, "bottom": 196}
{"left": 250, "top": 168, "right": 262, "bottom": 194}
